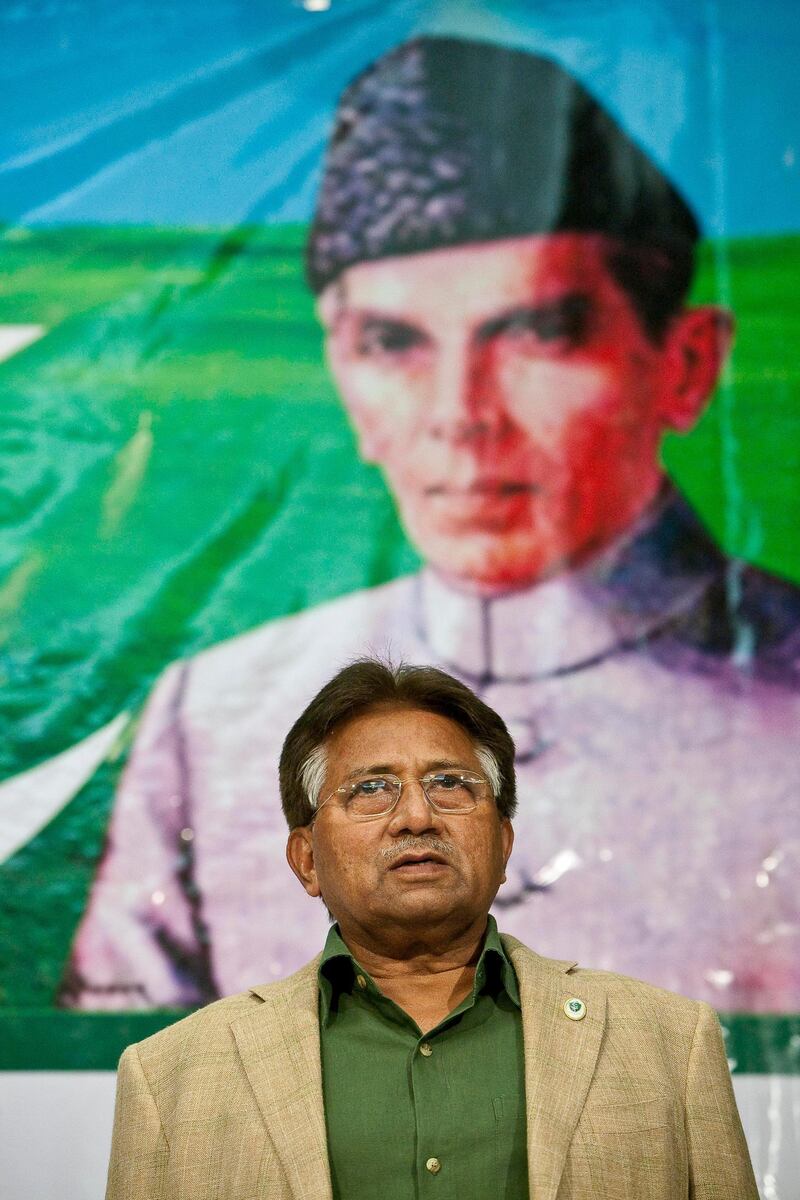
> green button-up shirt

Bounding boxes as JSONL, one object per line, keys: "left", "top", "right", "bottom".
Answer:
{"left": 318, "top": 916, "right": 529, "bottom": 1200}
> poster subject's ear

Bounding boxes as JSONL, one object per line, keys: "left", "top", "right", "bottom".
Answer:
{"left": 661, "top": 306, "right": 734, "bottom": 432}
{"left": 316, "top": 280, "right": 346, "bottom": 331}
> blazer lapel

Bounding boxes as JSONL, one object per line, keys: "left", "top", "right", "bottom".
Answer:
{"left": 503, "top": 937, "right": 606, "bottom": 1200}
{"left": 230, "top": 959, "right": 333, "bottom": 1200}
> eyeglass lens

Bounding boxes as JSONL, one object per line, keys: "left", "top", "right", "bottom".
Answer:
{"left": 341, "top": 772, "right": 483, "bottom": 817}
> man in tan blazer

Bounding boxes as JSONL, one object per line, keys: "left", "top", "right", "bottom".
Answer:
{"left": 107, "top": 659, "right": 758, "bottom": 1199}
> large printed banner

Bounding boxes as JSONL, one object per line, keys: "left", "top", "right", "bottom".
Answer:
{"left": 1, "top": 0, "right": 799, "bottom": 1190}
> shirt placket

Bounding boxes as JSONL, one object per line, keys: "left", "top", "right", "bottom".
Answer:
{"left": 354, "top": 977, "right": 461, "bottom": 1193}
{"left": 411, "top": 1026, "right": 457, "bottom": 1196}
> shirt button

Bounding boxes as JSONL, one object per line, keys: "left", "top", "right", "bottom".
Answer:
{"left": 426, "top": 1157, "right": 441, "bottom": 1175}
{"left": 419, "top": 1042, "right": 433, "bottom": 1057}
{"left": 356, "top": 975, "right": 367, "bottom": 989}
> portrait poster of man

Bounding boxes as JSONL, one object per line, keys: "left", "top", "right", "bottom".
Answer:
{"left": 0, "top": 1, "right": 798, "bottom": 1194}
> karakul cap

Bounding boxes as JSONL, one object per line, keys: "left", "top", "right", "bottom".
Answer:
{"left": 306, "top": 36, "right": 699, "bottom": 293}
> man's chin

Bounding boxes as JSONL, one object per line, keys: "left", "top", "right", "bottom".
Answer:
{"left": 402, "top": 508, "right": 605, "bottom": 593}
{"left": 381, "top": 885, "right": 463, "bottom": 920}
{"left": 418, "top": 536, "right": 563, "bottom": 595}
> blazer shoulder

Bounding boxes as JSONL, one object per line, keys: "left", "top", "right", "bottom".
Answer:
{"left": 570, "top": 965, "right": 714, "bottom": 1055}
{"left": 132, "top": 953, "right": 323, "bottom": 1075}
{"left": 131, "top": 988, "right": 263, "bottom": 1073}
{"left": 568, "top": 964, "right": 701, "bottom": 1015}
{"left": 130, "top": 958, "right": 319, "bottom": 1091}
{"left": 502, "top": 934, "right": 703, "bottom": 1031}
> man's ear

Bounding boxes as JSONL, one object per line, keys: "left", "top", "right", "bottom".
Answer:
{"left": 500, "top": 817, "right": 514, "bottom": 884}
{"left": 316, "top": 292, "right": 335, "bottom": 331}
{"left": 316, "top": 279, "right": 346, "bottom": 331}
{"left": 660, "top": 306, "right": 734, "bottom": 432}
{"left": 286, "top": 827, "right": 322, "bottom": 897}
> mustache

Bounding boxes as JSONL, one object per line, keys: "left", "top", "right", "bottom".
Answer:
{"left": 425, "top": 481, "right": 542, "bottom": 496}
{"left": 379, "top": 835, "right": 456, "bottom": 865}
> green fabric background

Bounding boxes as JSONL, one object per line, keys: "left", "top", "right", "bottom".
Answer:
{"left": 0, "top": 223, "right": 798, "bottom": 1064}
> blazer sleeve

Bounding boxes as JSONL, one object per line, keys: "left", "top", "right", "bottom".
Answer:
{"left": 106, "top": 1045, "right": 169, "bottom": 1200}
{"left": 685, "top": 1001, "right": 759, "bottom": 1199}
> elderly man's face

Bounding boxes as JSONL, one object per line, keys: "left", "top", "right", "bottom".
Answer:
{"left": 320, "top": 232, "right": 726, "bottom": 592}
{"left": 289, "top": 705, "right": 513, "bottom": 938}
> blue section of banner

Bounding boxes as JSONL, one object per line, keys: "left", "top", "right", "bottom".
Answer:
{"left": 1, "top": 0, "right": 798, "bottom": 233}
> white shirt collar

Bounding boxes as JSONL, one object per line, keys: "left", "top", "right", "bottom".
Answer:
{"left": 414, "top": 489, "right": 716, "bottom": 683}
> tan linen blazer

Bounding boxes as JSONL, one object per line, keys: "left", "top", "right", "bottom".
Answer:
{"left": 105, "top": 935, "right": 758, "bottom": 1199}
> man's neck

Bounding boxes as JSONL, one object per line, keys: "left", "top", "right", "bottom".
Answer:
{"left": 335, "top": 914, "right": 490, "bottom": 1030}
{"left": 337, "top": 913, "right": 487, "bottom": 976}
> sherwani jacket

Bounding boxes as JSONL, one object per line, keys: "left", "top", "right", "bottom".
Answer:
{"left": 105, "top": 935, "right": 758, "bottom": 1200}
{"left": 67, "top": 492, "right": 800, "bottom": 1011}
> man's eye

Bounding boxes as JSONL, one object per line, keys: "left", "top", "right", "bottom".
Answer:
{"left": 535, "top": 304, "right": 586, "bottom": 341}
{"left": 491, "top": 297, "right": 590, "bottom": 345}
{"left": 352, "top": 778, "right": 391, "bottom": 796}
{"left": 355, "top": 322, "right": 424, "bottom": 355}
{"left": 428, "top": 773, "right": 462, "bottom": 790}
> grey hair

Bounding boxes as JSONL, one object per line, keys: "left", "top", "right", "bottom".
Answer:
{"left": 301, "top": 740, "right": 502, "bottom": 813}
{"left": 474, "top": 744, "right": 502, "bottom": 800}
{"left": 301, "top": 744, "right": 329, "bottom": 812}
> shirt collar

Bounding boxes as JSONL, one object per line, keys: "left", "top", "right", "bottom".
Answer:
{"left": 317, "top": 915, "right": 519, "bottom": 1026}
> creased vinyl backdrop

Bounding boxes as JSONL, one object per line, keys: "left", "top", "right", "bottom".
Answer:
{"left": 1, "top": 1, "right": 799, "bottom": 1195}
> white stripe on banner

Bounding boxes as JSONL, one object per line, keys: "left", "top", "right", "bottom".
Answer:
{"left": 0, "top": 324, "right": 45, "bottom": 363}
{"left": 0, "top": 714, "right": 129, "bottom": 864}
{"left": 0, "top": 1072, "right": 796, "bottom": 1199}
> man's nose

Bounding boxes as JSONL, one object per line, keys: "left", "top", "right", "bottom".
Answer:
{"left": 387, "top": 779, "right": 442, "bottom": 834}
{"left": 427, "top": 339, "right": 504, "bottom": 442}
